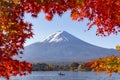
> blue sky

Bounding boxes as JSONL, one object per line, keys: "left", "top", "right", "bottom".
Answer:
{"left": 24, "top": 11, "right": 120, "bottom": 49}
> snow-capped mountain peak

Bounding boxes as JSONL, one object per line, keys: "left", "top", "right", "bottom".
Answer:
{"left": 42, "top": 31, "right": 78, "bottom": 43}
{"left": 20, "top": 31, "right": 119, "bottom": 63}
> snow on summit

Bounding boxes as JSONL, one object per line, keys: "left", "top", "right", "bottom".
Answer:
{"left": 42, "top": 31, "right": 77, "bottom": 43}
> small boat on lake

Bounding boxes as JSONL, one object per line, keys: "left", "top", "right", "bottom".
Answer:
{"left": 58, "top": 72, "right": 65, "bottom": 76}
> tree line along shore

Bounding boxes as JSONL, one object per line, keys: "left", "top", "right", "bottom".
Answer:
{"left": 32, "top": 62, "right": 92, "bottom": 71}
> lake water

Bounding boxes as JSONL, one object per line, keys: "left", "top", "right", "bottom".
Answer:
{"left": 1, "top": 71, "right": 120, "bottom": 80}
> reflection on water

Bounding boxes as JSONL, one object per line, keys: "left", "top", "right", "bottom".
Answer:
{"left": 1, "top": 71, "right": 120, "bottom": 80}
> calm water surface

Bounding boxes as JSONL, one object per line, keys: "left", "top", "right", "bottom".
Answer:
{"left": 1, "top": 71, "right": 120, "bottom": 80}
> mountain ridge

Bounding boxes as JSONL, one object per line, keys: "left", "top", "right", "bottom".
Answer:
{"left": 21, "top": 31, "right": 119, "bottom": 63}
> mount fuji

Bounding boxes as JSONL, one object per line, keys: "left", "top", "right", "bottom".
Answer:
{"left": 21, "top": 31, "right": 119, "bottom": 63}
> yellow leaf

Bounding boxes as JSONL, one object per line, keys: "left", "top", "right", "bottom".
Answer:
{"left": 1, "top": 25, "right": 5, "bottom": 29}
{"left": 116, "top": 45, "right": 120, "bottom": 52}
{"left": 13, "top": 0, "right": 20, "bottom": 4}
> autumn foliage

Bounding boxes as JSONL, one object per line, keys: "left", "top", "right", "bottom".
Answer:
{"left": 72, "top": 0, "right": 120, "bottom": 36}
{"left": 22, "top": 0, "right": 120, "bottom": 36}
{"left": 0, "top": 0, "right": 120, "bottom": 79}
{"left": 86, "top": 55, "right": 120, "bottom": 76}
{"left": 0, "top": 0, "right": 33, "bottom": 79}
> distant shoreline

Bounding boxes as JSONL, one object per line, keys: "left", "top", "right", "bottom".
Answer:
{"left": 32, "top": 62, "right": 92, "bottom": 71}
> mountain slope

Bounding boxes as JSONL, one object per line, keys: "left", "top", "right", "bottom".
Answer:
{"left": 21, "top": 31, "right": 119, "bottom": 63}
